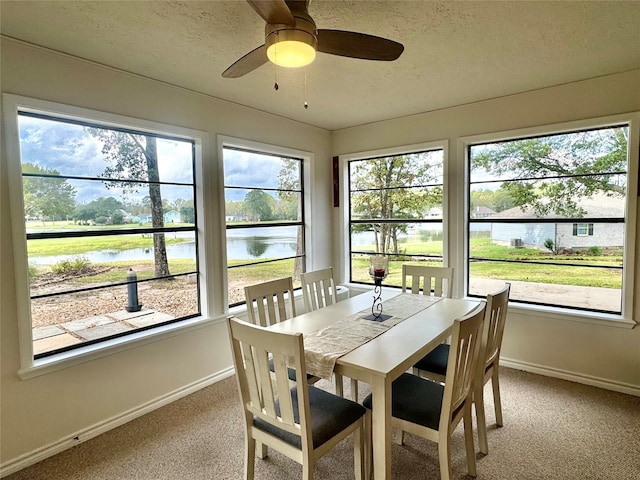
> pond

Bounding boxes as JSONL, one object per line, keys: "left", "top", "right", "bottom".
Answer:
{"left": 29, "top": 227, "right": 300, "bottom": 265}
{"left": 28, "top": 226, "right": 451, "bottom": 266}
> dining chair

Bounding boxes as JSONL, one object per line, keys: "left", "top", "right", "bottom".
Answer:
{"left": 245, "top": 277, "right": 297, "bottom": 327}
{"left": 300, "top": 267, "right": 338, "bottom": 312}
{"left": 362, "top": 301, "right": 486, "bottom": 480}
{"left": 244, "top": 277, "right": 322, "bottom": 386}
{"left": 402, "top": 264, "right": 454, "bottom": 297}
{"left": 300, "top": 267, "right": 358, "bottom": 401}
{"left": 413, "top": 283, "right": 511, "bottom": 455}
{"left": 227, "top": 316, "right": 368, "bottom": 480}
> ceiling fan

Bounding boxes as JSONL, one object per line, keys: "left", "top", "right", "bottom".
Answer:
{"left": 222, "top": 0, "right": 404, "bottom": 78}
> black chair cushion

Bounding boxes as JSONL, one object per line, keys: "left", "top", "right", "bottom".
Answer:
{"left": 362, "top": 373, "right": 444, "bottom": 430}
{"left": 413, "top": 343, "right": 449, "bottom": 376}
{"left": 268, "top": 357, "right": 316, "bottom": 382}
{"left": 254, "top": 385, "right": 366, "bottom": 449}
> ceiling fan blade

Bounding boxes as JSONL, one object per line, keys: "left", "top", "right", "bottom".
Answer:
{"left": 317, "top": 29, "right": 404, "bottom": 61}
{"left": 246, "top": 0, "right": 295, "bottom": 26}
{"left": 222, "top": 45, "right": 269, "bottom": 78}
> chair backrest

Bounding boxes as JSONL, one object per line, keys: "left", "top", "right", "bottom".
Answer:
{"left": 402, "top": 265, "right": 454, "bottom": 297}
{"left": 480, "top": 282, "right": 511, "bottom": 372}
{"left": 227, "top": 317, "right": 312, "bottom": 450}
{"left": 441, "top": 301, "right": 486, "bottom": 425}
{"left": 244, "top": 277, "right": 296, "bottom": 327}
{"left": 300, "top": 267, "right": 338, "bottom": 312}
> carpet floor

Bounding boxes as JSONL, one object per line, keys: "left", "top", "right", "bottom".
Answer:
{"left": 5, "top": 367, "right": 640, "bottom": 480}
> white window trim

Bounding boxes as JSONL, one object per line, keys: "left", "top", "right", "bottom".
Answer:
{"left": 339, "top": 140, "right": 450, "bottom": 288}
{"left": 217, "top": 135, "right": 313, "bottom": 306}
{"left": 458, "top": 112, "right": 639, "bottom": 326}
{"left": 3, "top": 94, "right": 216, "bottom": 378}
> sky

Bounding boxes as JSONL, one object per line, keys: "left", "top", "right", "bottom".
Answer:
{"left": 17, "top": 114, "right": 301, "bottom": 205}
{"left": 223, "top": 147, "right": 301, "bottom": 202}
{"left": 18, "top": 115, "right": 195, "bottom": 205}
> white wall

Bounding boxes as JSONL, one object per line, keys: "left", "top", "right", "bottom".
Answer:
{"left": 0, "top": 39, "right": 333, "bottom": 473}
{"left": 332, "top": 69, "right": 640, "bottom": 394}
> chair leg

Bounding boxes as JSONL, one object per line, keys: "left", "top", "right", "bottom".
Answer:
{"left": 392, "top": 427, "right": 405, "bottom": 445}
{"left": 354, "top": 417, "right": 366, "bottom": 480}
{"left": 256, "top": 441, "right": 267, "bottom": 459}
{"left": 364, "top": 410, "right": 372, "bottom": 480}
{"left": 245, "top": 437, "right": 256, "bottom": 480}
{"left": 302, "top": 461, "right": 314, "bottom": 480}
{"left": 351, "top": 378, "right": 359, "bottom": 402}
{"left": 335, "top": 373, "right": 344, "bottom": 397}
{"left": 492, "top": 370, "right": 503, "bottom": 427}
{"left": 437, "top": 434, "right": 452, "bottom": 480}
{"left": 463, "top": 405, "right": 477, "bottom": 477}
{"left": 475, "top": 384, "right": 489, "bottom": 455}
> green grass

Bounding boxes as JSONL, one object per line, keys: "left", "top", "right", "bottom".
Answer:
{"left": 469, "top": 261, "right": 621, "bottom": 288}
{"left": 28, "top": 230, "right": 624, "bottom": 291}
{"left": 28, "top": 235, "right": 191, "bottom": 256}
{"left": 469, "top": 237, "right": 622, "bottom": 266}
{"left": 73, "top": 259, "right": 197, "bottom": 283}
{"left": 352, "top": 237, "right": 623, "bottom": 289}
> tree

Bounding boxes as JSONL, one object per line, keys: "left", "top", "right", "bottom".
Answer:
{"left": 351, "top": 154, "right": 442, "bottom": 254}
{"left": 277, "top": 158, "right": 303, "bottom": 279}
{"left": 22, "top": 163, "right": 76, "bottom": 224}
{"left": 244, "top": 189, "right": 274, "bottom": 222}
{"left": 74, "top": 196, "right": 124, "bottom": 223}
{"left": 470, "top": 187, "right": 516, "bottom": 213}
{"left": 471, "top": 127, "right": 628, "bottom": 217}
{"left": 180, "top": 204, "right": 195, "bottom": 224}
{"left": 86, "top": 129, "right": 170, "bottom": 277}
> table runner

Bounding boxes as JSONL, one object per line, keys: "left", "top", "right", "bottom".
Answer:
{"left": 303, "top": 293, "right": 443, "bottom": 379}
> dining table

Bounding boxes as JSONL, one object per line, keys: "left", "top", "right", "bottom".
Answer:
{"left": 268, "top": 287, "right": 481, "bottom": 480}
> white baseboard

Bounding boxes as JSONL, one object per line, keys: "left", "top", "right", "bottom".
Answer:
{"left": 500, "top": 357, "right": 640, "bottom": 397}
{"left": 0, "top": 367, "right": 235, "bottom": 478}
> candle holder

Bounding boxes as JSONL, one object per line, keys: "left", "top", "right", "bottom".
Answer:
{"left": 364, "top": 255, "right": 392, "bottom": 321}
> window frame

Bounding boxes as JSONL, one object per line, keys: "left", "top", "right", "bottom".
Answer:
{"left": 3, "top": 94, "right": 217, "bottom": 378}
{"left": 218, "top": 135, "right": 312, "bottom": 309}
{"left": 460, "top": 113, "right": 639, "bottom": 327}
{"left": 340, "top": 140, "right": 449, "bottom": 288}
{"left": 573, "top": 223, "right": 594, "bottom": 236}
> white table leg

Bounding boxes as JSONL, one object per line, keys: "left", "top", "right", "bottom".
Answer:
{"left": 371, "top": 375, "right": 391, "bottom": 480}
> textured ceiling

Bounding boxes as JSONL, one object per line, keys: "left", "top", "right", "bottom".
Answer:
{"left": 2, "top": 1, "right": 639, "bottom": 130}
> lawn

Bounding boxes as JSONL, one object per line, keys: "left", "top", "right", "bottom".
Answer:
{"left": 27, "top": 231, "right": 624, "bottom": 290}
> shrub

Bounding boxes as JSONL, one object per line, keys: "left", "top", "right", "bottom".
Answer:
{"left": 51, "top": 256, "right": 92, "bottom": 275}
{"left": 587, "top": 246, "right": 602, "bottom": 256}
{"left": 543, "top": 238, "right": 555, "bottom": 254}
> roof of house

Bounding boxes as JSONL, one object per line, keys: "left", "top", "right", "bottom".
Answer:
{"left": 490, "top": 193, "right": 625, "bottom": 219}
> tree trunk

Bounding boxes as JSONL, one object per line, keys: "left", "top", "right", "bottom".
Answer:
{"left": 145, "top": 137, "right": 171, "bottom": 278}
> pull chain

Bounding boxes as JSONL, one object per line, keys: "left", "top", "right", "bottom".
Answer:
{"left": 304, "top": 70, "right": 308, "bottom": 109}
{"left": 273, "top": 33, "right": 279, "bottom": 90}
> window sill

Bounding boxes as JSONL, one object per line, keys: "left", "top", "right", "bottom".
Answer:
{"left": 18, "top": 313, "right": 229, "bottom": 380}
{"left": 344, "top": 284, "right": 636, "bottom": 329}
{"left": 503, "top": 301, "right": 636, "bottom": 329}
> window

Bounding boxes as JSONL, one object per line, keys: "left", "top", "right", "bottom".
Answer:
{"left": 467, "top": 122, "right": 631, "bottom": 315}
{"left": 573, "top": 223, "right": 594, "bottom": 236}
{"left": 347, "top": 145, "right": 445, "bottom": 287}
{"left": 222, "top": 144, "right": 306, "bottom": 307}
{"left": 5, "top": 96, "right": 206, "bottom": 364}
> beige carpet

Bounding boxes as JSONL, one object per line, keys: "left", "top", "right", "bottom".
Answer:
{"left": 6, "top": 367, "right": 640, "bottom": 480}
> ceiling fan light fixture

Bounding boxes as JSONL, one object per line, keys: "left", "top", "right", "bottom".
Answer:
{"left": 266, "top": 29, "right": 317, "bottom": 68}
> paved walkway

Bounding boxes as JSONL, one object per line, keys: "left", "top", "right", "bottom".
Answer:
{"left": 469, "top": 278, "right": 621, "bottom": 312}
{"left": 32, "top": 307, "right": 174, "bottom": 355}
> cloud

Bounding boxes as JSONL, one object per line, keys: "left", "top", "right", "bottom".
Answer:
{"left": 18, "top": 115, "right": 105, "bottom": 177}
{"left": 18, "top": 115, "right": 195, "bottom": 203}
{"left": 223, "top": 148, "right": 298, "bottom": 201}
